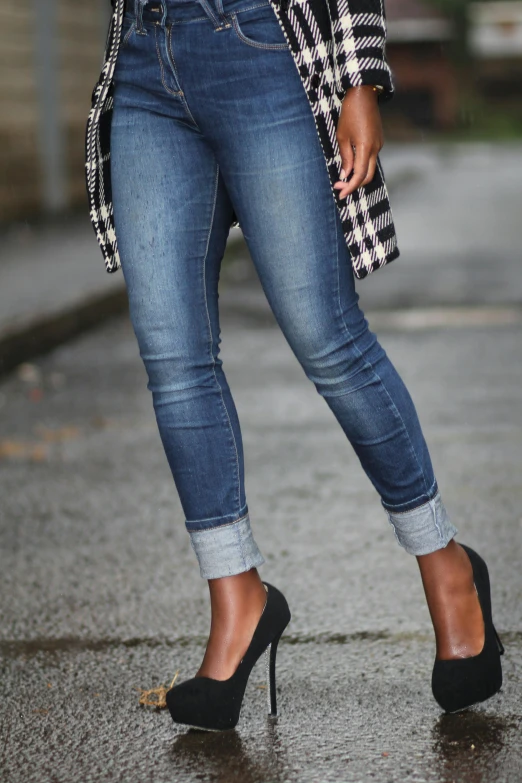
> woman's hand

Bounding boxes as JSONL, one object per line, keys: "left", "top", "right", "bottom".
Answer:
{"left": 333, "top": 85, "right": 384, "bottom": 199}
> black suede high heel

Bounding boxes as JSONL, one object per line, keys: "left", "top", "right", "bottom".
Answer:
{"left": 166, "top": 582, "right": 291, "bottom": 731}
{"left": 432, "top": 543, "right": 504, "bottom": 713}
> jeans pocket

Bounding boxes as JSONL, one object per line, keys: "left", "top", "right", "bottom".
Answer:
{"left": 230, "top": 2, "right": 289, "bottom": 50}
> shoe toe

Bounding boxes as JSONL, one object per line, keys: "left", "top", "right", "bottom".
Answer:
{"left": 166, "top": 679, "right": 240, "bottom": 731}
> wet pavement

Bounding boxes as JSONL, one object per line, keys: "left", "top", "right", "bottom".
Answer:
{"left": 1, "top": 309, "right": 521, "bottom": 782}
{"left": 1, "top": 142, "right": 522, "bottom": 782}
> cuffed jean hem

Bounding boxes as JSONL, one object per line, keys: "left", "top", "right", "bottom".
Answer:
{"left": 386, "top": 491, "right": 458, "bottom": 556}
{"left": 188, "top": 514, "right": 265, "bottom": 579}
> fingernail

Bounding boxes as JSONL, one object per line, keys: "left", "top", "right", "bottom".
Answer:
{"left": 340, "top": 168, "right": 346, "bottom": 179}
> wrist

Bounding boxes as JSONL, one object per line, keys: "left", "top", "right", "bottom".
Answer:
{"left": 344, "top": 84, "right": 382, "bottom": 98}
{"left": 343, "top": 85, "right": 382, "bottom": 108}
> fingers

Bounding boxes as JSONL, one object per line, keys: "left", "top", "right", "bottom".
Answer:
{"left": 333, "top": 136, "right": 354, "bottom": 198}
{"left": 346, "top": 143, "right": 370, "bottom": 194}
{"left": 361, "top": 153, "right": 378, "bottom": 187}
{"left": 338, "top": 141, "right": 354, "bottom": 182}
{"left": 334, "top": 143, "right": 372, "bottom": 198}
{"left": 334, "top": 144, "right": 370, "bottom": 198}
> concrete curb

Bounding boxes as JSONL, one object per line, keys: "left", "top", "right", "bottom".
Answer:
{"left": 0, "top": 229, "right": 245, "bottom": 379}
{"left": 0, "top": 164, "right": 435, "bottom": 381}
{"left": 3, "top": 281, "right": 520, "bottom": 380}
{"left": 0, "top": 286, "right": 128, "bottom": 378}
{"left": 2, "top": 211, "right": 520, "bottom": 379}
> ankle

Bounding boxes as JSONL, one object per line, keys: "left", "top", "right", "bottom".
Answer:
{"left": 417, "top": 542, "right": 485, "bottom": 660}
{"left": 208, "top": 569, "right": 266, "bottom": 615}
{"left": 417, "top": 541, "right": 474, "bottom": 592}
{"left": 197, "top": 570, "right": 267, "bottom": 680}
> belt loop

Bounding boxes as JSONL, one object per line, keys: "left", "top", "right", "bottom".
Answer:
{"left": 135, "top": 0, "right": 147, "bottom": 34}
{"left": 196, "top": 0, "right": 231, "bottom": 30}
{"left": 212, "top": 0, "right": 231, "bottom": 28}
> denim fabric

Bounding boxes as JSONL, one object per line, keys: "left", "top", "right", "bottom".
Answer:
{"left": 111, "top": 0, "right": 457, "bottom": 579}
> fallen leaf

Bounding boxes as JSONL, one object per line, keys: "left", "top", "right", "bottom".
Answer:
{"left": 137, "top": 672, "right": 179, "bottom": 709}
{"left": 35, "top": 425, "right": 81, "bottom": 443}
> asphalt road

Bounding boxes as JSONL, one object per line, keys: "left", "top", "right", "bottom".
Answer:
{"left": 1, "top": 301, "right": 521, "bottom": 782}
{"left": 1, "top": 141, "right": 522, "bottom": 783}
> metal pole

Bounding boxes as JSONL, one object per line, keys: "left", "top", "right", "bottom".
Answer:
{"left": 31, "top": 0, "right": 67, "bottom": 214}
{"left": 100, "top": 0, "right": 112, "bottom": 49}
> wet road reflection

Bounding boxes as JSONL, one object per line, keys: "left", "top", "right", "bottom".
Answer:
{"left": 170, "top": 721, "right": 288, "bottom": 783}
{"left": 432, "top": 711, "right": 518, "bottom": 783}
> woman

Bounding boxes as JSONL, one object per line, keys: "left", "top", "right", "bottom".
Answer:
{"left": 86, "top": 0, "right": 504, "bottom": 731}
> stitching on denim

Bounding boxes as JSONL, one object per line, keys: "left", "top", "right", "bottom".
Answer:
{"left": 211, "top": 0, "right": 232, "bottom": 27}
{"left": 236, "top": 522, "right": 248, "bottom": 571}
{"left": 386, "top": 513, "right": 401, "bottom": 546}
{"left": 135, "top": 0, "right": 146, "bottom": 33}
{"left": 230, "top": 10, "right": 289, "bottom": 49}
{"left": 370, "top": 366, "right": 431, "bottom": 498}
{"left": 430, "top": 497, "right": 444, "bottom": 546}
{"left": 236, "top": 2, "right": 274, "bottom": 13}
{"left": 121, "top": 19, "right": 136, "bottom": 47}
{"left": 387, "top": 495, "right": 457, "bottom": 555}
{"left": 192, "top": 519, "right": 265, "bottom": 578}
{"left": 197, "top": 0, "right": 222, "bottom": 28}
{"left": 154, "top": 25, "right": 182, "bottom": 96}
{"left": 331, "top": 199, "right": 430, "bottom": 503}
{"left": 369, "top": 364, "right": 430, "bottom": 498}
{"left": 168, "top": 8, "right": 269, "bottom": 25}
{"left": 383, "top": 479, "right": 439, "bottom": 514}
{"left": 201, "top": 164, "right": 243, "bottom": 518}
{"left": 166, "top": 25, "right": 200, "bottom": 129}
{"left": 188, "top": 510, "right": 250, "bottom": 531}
{"left": 171, "top": 15, "right": 208, "bottom": 24}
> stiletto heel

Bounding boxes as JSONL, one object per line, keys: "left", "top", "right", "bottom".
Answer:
{"left": 431, "top": 543, "right": 504, "bottom": 713}
{"left": 494, "top": 627, "right": 505, "bottom": 656}
{"left": 166, "top": 582, "right": 290, "bottom": 731}
{"left": 266, "top": 632, "right": 281, "bottom": 716}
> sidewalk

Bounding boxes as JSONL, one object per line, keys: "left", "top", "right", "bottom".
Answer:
{"left": 0, "top": 215, "right": 126, "bottom": 376}
{"left": 0, "top": 213, "right": 246, "bottom": 376}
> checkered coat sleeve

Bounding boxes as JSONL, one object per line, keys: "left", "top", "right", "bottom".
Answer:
{"left": 85, "top": 0, "right": 399, "bottom": 280}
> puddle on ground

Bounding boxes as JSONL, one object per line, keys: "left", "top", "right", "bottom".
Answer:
{"left": 432, "top": 711, "right": 520, "bottom": 783}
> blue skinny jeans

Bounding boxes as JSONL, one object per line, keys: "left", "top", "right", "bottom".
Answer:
{"left": 111, "top": 0, "right": 457, "bottom": 578}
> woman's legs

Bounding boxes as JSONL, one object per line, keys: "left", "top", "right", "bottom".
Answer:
{"left": 178, "top": 8, "right": 482, "bottom": 659}
{"left": 217, "top": 105, "right": 484, "bottom": 660}
{"left": 111, "top": 23, "right": 266, "bottom": 578}
{"left": 110, "top": 12, "right": 268, "bottom": 678}
{"left": 111, "top": 0, "right": 484, "bottom": 676}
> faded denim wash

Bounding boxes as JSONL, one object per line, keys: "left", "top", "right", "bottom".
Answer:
{"left": 110, "top": 0, "right": 457, "bottom": 578}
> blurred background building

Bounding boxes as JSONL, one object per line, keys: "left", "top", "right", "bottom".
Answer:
{"left": 1, "top": 0, "right": 522, "bottom": 223}
{"left": 0, "top": 0, "right": 110, "bottom": 223}
{"left": 382, "top": 0, "right": 522, "bottom": 134}
{"left": 384, "top": 0, "right": 458, "bottom": 130}
{"left": 469, "top": 2, "right": 522, "bottom": 107}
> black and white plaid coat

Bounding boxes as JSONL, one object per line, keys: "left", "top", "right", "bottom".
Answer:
{"left": 86, "top": 0, "right": 399, "bottom": 279}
